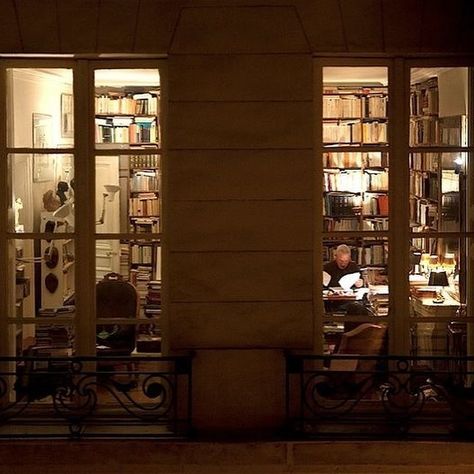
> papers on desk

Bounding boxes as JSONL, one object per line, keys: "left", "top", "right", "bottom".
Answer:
{"left": 339, "top": 272, "right": 360, "bottom": 291}
{"left": 322, "top": 271, "right": 361, "bottom": 290}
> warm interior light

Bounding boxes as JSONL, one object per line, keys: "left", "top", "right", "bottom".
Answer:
{"left": 443, "top": 253, "right": 456, "bottom": 275}
{"left": 428, "top": 255, "right": 439, "bottom": 269}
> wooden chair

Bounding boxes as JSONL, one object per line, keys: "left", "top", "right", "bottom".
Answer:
{"left": 96, "top": 273, "right": 139, "bottom": 375}
{"left": 327, "top": 323, "right": 388, "bottom": 398}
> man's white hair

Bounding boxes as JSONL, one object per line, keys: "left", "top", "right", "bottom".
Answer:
{"left": 335, "top": 244, "right": 351, "bottom": 256}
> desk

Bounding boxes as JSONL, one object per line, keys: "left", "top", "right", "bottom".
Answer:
{"left": 411, "top": 290, "right": 460, "bottom": 318}
{"left": 410, "top": 290, "right": 460, "bottom": 363}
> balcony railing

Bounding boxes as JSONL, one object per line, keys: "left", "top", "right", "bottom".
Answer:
{"left": 286, "top": 354, "right": 474, "bottom": 439}
{"left": 0, "top": 355, "right": 192, "bottom": 439}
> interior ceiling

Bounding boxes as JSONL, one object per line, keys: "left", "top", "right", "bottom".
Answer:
{"left": 35, "top": 68, "right": 160, "bottom": 87}
{"left": 323, "top": 67, "right": 461, "bottom": 85}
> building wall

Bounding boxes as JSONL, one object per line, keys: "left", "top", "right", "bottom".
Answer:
{"left": 1, "top": 0, "right": 474, "bottom": 434}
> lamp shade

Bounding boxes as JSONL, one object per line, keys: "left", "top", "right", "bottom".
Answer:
{"left": 429, "top": 255, "right": 439, "bottom": 268}
{"left": 428, "top": 270, "right": 449, "bottom": 287}
{"left": 419, "top": 253, "right": 431, "bottom": 267}
{"left": 443, "top": 253, "right": 456, "bottom": 269}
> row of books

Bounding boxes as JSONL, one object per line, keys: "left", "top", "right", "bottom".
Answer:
{"left": 323, "top": 121, "right": 387, "bottom": 144}
{"left": 324, "top": 216, "right": 389, "bottom": 232}
{"left": 130, "top": 154, "right": 160, "bottom": 168}
{"left": 323, "top": 170, "right": 361, "bottom": 193}
{"left": 410, "top": 116, "right": 466, "bottom": 147}
{"left": 131, "top": 243, "right": 155, "bottom": 264}
{"left": 323, "top": 152, "right": 388, "bottom": 169}
{"left": 362, "top": 194, "right": 389, "bottom": 216}
{"left": 323, "top": 192, "right": 360, "bottom": 217}
{"left": 323, "top": 170, "right": 387, "bottom": 192}
{"left": 410, "top": 152, "right": 439, "bottom": 172}
{"left": 323, "top": 95, "right": 387, "bottom": 119}
{"left": 130, "top": 217, "right": 160, "bottom": 233}
{"left": 95, "top": 117, "right": 158, "bottom": 144}
{"left": 95, "top": 93, "right": 159, "bottom": 115}
{"left": 129, "top": 194, "right": 159, "bottom": 217}
{"left": 410, "top": 171, "right": 439, "bottom": 200}
{"left": 130, "top": 171, "right": 160, "bottom": 192}
{"left": 409, "top": 198, "right": 438, "bottom": 228}
{"left": 439, "top": 115, "right": 466, "bottom": 147}
{"left": 409, "top": 116, "right": 439, "bottom": 145}
{"left": 364, "top": 170, "right": 388, "bottom": 191}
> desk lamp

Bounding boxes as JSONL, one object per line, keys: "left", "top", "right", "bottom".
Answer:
{"left": 428, "top": 270, "right": 449, "bottom": 303}
{"left": 442, "top": 253, "right": 456, "bottom": 276}
{"left": 419, "top": 253, "right": 431, "bottom": 276}
{"left": 410, "top": 251, "right": 422, "bottom": 274}
{"left": 96, "top": 184, "right": 120, "bottom": 225}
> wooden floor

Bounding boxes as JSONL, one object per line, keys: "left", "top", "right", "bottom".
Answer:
{"left": 2, "top": 440, "right": 474, "bottom": 473}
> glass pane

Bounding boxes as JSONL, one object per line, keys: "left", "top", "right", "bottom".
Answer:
{"left": 11, "top": 239, "right": 75, "bottom": 319}
{"left": 323, "top": 237, "right": 389, "bottom": 318}
{"left": 96, "top": 239, "right": 162, "bottom": 354}
{"left": 409, "top": 237, "right": 463, "bottom": 321}
{"left": 323, "top": 67, "right": 388, "bottom": 147}
{"left": 323, "top": 152, "right": 388, "bottom": 231}
{"left": 96, "top": 238, "right": 161, "bottom": 312}
{"left": 95, "top": 154, "right": 161, "bottom": 234}
{"left": 409, "top": 152, "right": 465, "bottom": 233}
{"left": 409, "top": 322, "right": 473, "bottom": 385}
{"left": 410, "top": 68, "right": 468, "bottom": 147}
{"left": 95, "top": 69, "right": 160, "bottom": 150}
{"left": 9, "top": 154, "right": 74, "bottom": 233}
{"left": 7, "top": 68, "right": 73, "bottom": 148}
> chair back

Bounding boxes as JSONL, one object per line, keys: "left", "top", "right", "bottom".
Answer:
{"left": 96, "top": 272, "right": 138, "bottom": 354}
{"left": 336, "top": 323, "right": 387, "bottom": 373}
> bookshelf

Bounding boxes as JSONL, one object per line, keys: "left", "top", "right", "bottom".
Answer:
{"left": 409, "top": 76, "right": 465, "bottom": 234}
{"left": 323, "top": 151, "right": 389, "bottom": 231}
{"left": 118, "top": 153, "right": 162, "bottom": 349}
{"left": 323, "top": 85, "right": 388, "bottom": 146}
{"left": 128, "top": 154, "right": 161, "bottom": 234}
{"left": 95, "top": 89, "right": 160, "bottom": 147}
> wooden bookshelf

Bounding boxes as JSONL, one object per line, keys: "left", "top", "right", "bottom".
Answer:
{"left": 323, "top": 151, "right": 389, "bottom": 231}
{"left": 95, "top": 90, "right": 160, "bottom": 146}
{"left": 409, "top": 77, "right": 464, "bottom": 234}
{"left": 323, "top": 86, "right": 388, "bottom": 146}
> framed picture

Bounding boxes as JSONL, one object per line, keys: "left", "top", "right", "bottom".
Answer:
{"left": 32, "top": 113, "right": 54, "bottom": 182}
{"left": 61, "top": 93, "right": 73, "bottom": 138}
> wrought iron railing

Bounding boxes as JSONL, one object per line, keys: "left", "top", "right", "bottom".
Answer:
{"left": 286, "top": 354, "right": 474, "bottom": 439}
{"left": 0, "top": 355, "right": 192, "bottom": 438}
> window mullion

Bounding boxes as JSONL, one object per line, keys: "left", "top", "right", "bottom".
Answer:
{"left": 388, "top": 58, "right": 411, "bottom": 355}
{"left": 73, "top": 60, "right": 96, "bottom": 356}
{"left": 0, "top": 64, "right": 10, "bottom": 357}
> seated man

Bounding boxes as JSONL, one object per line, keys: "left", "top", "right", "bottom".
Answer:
{"left": 323, "top": 244, "right": 366, "bottom": 319}
{"left": 324, "top": 244, "right": 363, "bottom": 289}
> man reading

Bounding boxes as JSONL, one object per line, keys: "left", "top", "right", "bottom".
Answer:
{"left": 323, "top": 244, "right": 363, "bottom": 289}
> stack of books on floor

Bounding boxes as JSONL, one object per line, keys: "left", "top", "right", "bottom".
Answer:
{"left": 33, "top": 306, "right": 75, "bottom": 369}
